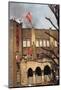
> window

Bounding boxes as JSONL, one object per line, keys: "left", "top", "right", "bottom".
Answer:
{"left": 23, "top": 40, "right": 26, "bottom": 47}
{"left": 40, "top": 40, "right": 42, "bottom": 47}
{"left": 43, "top": 40, "right": 46, "bottom": 47}
{"left": 27, "top": 40, "right": 30, "bottom": 47}
{"left": 55, "top": 40, "right": 57, "bottom": 47}
{"left": 36, "top": 40, "right": 39, "bottom": 47}
{"left": 47, "top": 40, "right": 50, "bottom": 47}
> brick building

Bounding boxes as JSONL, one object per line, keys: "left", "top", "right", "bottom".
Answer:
{"left": 9, "top": 19, "right": 59, "bottom": 87}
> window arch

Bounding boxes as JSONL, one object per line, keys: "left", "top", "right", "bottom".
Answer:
{"left": 44, "top": 65, "right": 51, "bottom": 75}
{"left": 27, "top": 68, "right": 33, "bottom": 77}
{"left": 35, "top": 67, "right": 42, "bottom": 76}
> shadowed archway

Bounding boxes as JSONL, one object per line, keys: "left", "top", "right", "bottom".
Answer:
{"left": 27, "top": 68, "right": 33, "bottom": 85}
{"left": 27, "top": 68, "right": 33, "bottom": 77}
{"left": 35, "top": 67, "right": 42, "bottom": 84}
{"left": 44, "top": 65, "right": 51, "bottom": 82}
{"left": 44, "top": 65, "right": 51, "bottom": 75}
{"left": 35, "top": 67, "right": 42, "bottom": 76}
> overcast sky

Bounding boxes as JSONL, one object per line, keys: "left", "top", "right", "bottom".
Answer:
{"left": 9, "top": 2, "right": 58, "bottom": 29}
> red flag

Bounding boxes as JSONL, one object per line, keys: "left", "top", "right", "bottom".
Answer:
{"left": 26, "top": 12, "right": 32, "bottom": 23}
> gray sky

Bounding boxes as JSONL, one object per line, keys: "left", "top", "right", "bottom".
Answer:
{"left": 9, "top": 2, "right": 58, "bottom": 29}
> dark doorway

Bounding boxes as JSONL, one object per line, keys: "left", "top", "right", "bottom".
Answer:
{"left": 44, "top": 65, "right": 51, "bottom": 75}
{"left": 28, "top": 68, "right": 33, "bottom": 77}
{"left": 35, "top": 67, "right": 42, "bottom": 76}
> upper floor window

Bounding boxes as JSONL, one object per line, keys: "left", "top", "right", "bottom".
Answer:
{"left": 23, "top": 39, "right": 50, "bottom": 48}
{"left": 46, "top": 40, "right": 50, "bottom": 47}
{"left": 27, "top": 40, "right": 30, "bottom": 47}
{"left": 23, "top": 40, "right": 26, "bottom": 47}
{"left": 36, "top": 40, "right": 39, "bottom": 47}
{"left": 55, "top": 40, "right": 58, "bottom": 47}
{"left": 40, "top": 40, "right": 42, "bottom": 47}
{"left": 43, "top": 40, "right": 46, "bottom": 47}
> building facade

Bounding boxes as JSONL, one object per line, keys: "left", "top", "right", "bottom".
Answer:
{"left": 9, "top": 19, "right": 59, "bottom": 87}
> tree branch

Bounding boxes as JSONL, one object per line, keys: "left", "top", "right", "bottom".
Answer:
{"left": 45, "top": 32, "right": 58, "bottom": 42}
{"left": 45, "top": 32, "right": 59, "bottom": 47}
{"left": 45, "top": 17, "right": 59, "bottom": 31}
{"left": 41, "top": 52, "right": 58, "bottom": 66}
{"left": 48, "top": 5, "right": 58, "bottom": 20}
{"left": 41, "top": 47, "right": 59, "bottom": 60}
{"left": 48, "top": 5, "right": 59, "bottom": 27}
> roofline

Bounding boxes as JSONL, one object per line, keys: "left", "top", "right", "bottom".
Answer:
{"left": 9, "top": 19, "right": 57, "bottom": 31}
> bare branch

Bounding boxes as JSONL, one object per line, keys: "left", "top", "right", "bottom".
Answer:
{"left": 45, "top": 17, "right": 58, "bottom": 31}
{"left": 49, "top": 5, "right": 58, "bottom": 20}
{"left": 41, "top": 47, "right": 59, "bottom": 60}
{"left": 48, "top": 5, "right": 59, "bottom": 27}
{"left": 45, "top": 32, "right": 59, "bottom": 48}
{"left": 45, "top": 32, "right": 57, "bottom": 41}
{"left": 45, "top": 32, "right": 59, "bottom": 43}
{"left": 41, "top": 52, "right": 58, "bottom": 66}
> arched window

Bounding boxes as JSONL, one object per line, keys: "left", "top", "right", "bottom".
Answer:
{"left": 27, "top": 68, "right": 33, "bottom": 77}
{"left": 35, "top": 67, "right": 42, "bottom": 76}
{"left": 44, "top": 65, "right": 51, "bottom": 75}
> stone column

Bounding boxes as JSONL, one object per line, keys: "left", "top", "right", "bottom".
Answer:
{"left": 20, "top": 62, "right": 28, "bottom": 86}
{"left": 50, "top": 29, "right": 55, "bottom": 48}
{"left": 33, "top": 72, "right": 36, "bottom": 84}
{"left": 42, "top": 71, "right": 44, "bottom": 83}
{"left": 31, "top": 28, "right": 36, "bottom": 60}
{"left": 19, "top": 23, "right": 23, "bottom": 57}
{"left": 50, "top": 70, "right": 53, "bottom": 80}
{"left": 32, "top": 28, "right": 35, "bottom": 45}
